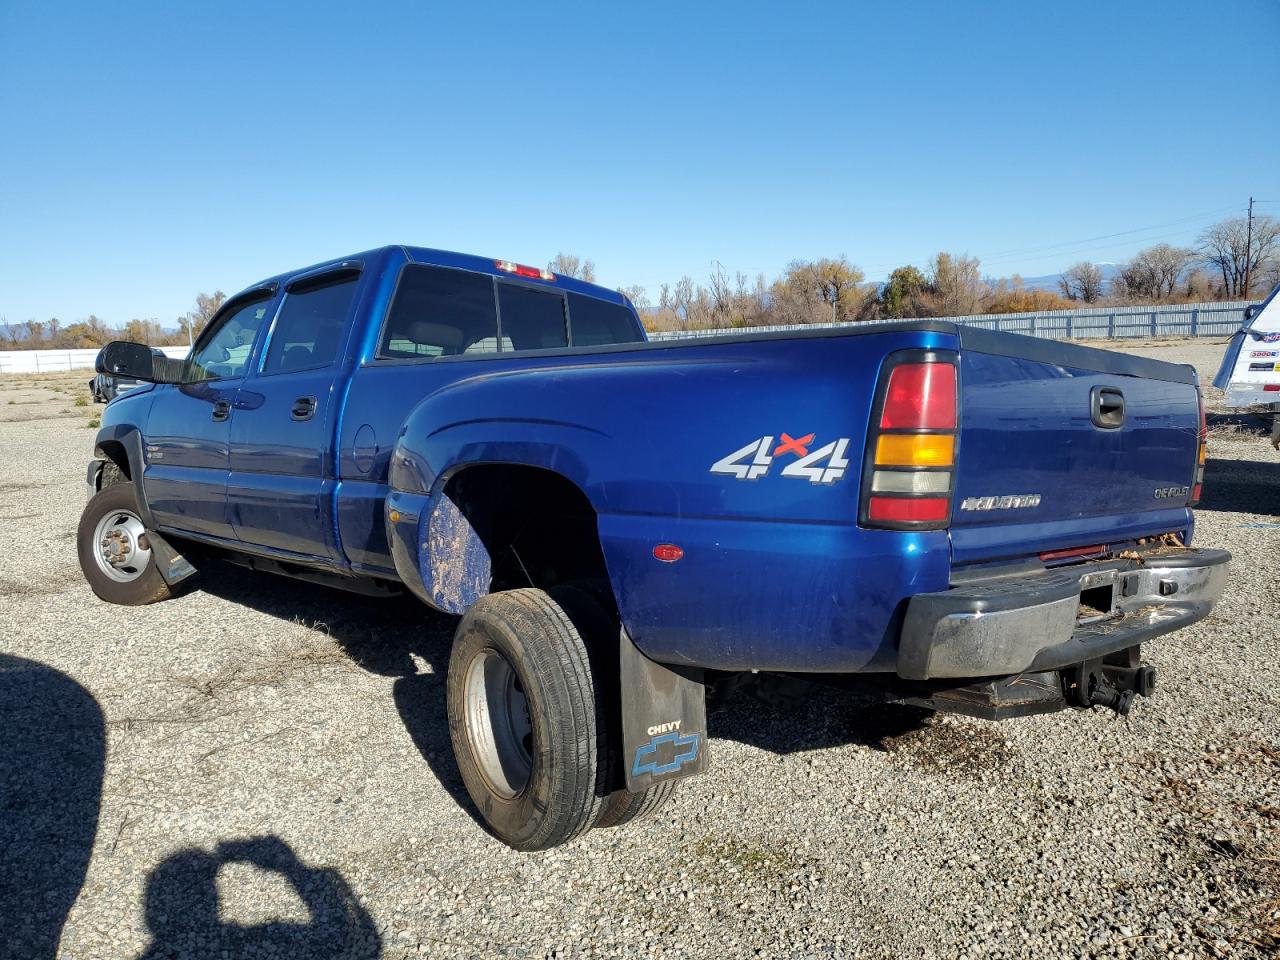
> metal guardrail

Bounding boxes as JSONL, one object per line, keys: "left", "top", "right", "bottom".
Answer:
{"left": 648, "top": 299, "right": 1259, "bottom": 342}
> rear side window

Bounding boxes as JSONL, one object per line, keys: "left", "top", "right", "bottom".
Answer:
{"left": 262, "top": 275, "right": 358, "bottom": 375}
{"left": 498, "top": 284, "right": 568, "bottom": 351}
{"left": 380, "top": 265, "right": 498, "bottom": 358}
{"left": 568, "top": 293, "right": 642, "bottom": 347}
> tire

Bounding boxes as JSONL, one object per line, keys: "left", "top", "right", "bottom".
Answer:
{"left": 100, "top": 461, "right": 126, "bottom": 490}
{"left": 447, "top": 588, "right": 608, "bottom": 851}
{"left": 547, "top": 585, "right": 679, "bottom": 830}
{"left": 76, "top": 483, "right": 173, "bottom": 606}
{"left": 595, "top": 778, "right": 678, "bottom": 828}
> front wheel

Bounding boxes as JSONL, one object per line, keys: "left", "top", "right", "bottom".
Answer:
{"left": 76, "top": 483, "right": 173, "bottom": 605}
{"left": 447, "top": 589, "right": 607, "bottom": 851}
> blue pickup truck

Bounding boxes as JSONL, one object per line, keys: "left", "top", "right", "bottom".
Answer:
{"left": 79, "top": 245, "right": 1228, "bottom": 850}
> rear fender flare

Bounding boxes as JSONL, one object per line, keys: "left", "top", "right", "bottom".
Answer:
{"left": 388, "top": 418, "right": 606, "bottom": 614}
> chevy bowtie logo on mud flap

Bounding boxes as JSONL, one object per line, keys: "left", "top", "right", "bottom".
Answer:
{"left": 710, "top": 433, "right": 852, "bottom": 484}
{"left": 632, "top": 729, "right": 701, "bottom": 778}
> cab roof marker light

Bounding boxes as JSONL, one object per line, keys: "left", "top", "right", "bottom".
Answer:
{"left": 496, "top": 260, "right": 555, "bottom": 281}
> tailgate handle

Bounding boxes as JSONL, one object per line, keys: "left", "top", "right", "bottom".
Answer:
{"left": 1090, "top": 386, "right": 1125, "bottom": 429}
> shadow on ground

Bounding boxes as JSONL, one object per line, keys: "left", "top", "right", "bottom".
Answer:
{"left": 196, "top": 564, "right": 482, "bottom": 825}
{"left": 136, "top": 835, "right": 380, "bottom": 959}
{"left": 1199, "top": 456, "right": 1280, "bottom": 517}
{"left": 0, "top": 654, "right": 104, "bottom": 959}
{"left": 1207, "top": 411, "right": 1271, "bottom": 436}
{"left": 196, "top": 565, "right": 938, "bottom": 788}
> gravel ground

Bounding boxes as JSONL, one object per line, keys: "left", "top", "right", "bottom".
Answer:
{"left": 1, "top": 344, "right": 1278, "bottom": 960}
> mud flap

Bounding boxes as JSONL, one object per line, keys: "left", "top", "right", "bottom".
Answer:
{"left": 145, "top": 529, "right": 197, "bottom": 587}
{"left": 620, "top": 630, "right": 707, "bottom": 791}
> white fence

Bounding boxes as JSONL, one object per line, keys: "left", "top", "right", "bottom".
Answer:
{"left": 0, "top": 345, "right": 189, "bottom": 375}
{"left": 649, "top": 299, "right": 1258, "bottom": 342}
{"left": 0, "top": 298, "right": 1259, "bottom": 373}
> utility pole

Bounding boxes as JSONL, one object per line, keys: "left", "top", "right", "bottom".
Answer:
{"left": 1243, "top": 196, "right": 1254, "bottom": 299}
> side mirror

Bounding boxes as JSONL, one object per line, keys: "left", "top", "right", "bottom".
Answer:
{"left": 1244, "top": 305, "right": 1259, "bottom": 322}
{"left": 96, "top": 341, "right": 182, "bottom": 384}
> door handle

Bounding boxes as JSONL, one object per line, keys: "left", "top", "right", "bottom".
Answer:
{"left": 291, "top": 396, "right": 317, "bottom": 421}
{"left": 211, "top": 399, "right": 231, "bottom": 422}
{"left": 1090, "top": 386, "right": 1125, "bottom": 429}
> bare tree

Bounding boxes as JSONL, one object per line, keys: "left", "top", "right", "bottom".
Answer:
{"left": 547, "top": 253, "right": 596, "bottom": 283}
{"left": 928, "top": 252, "right": 985, "bottom": 316}
{"left": 1113, "top": 244, "right": 1194, "bottom": 300}
{"left": 776, "top": 257, "right": 865, "bottom": 323}
{"left": 1198, "top": 215, "right": 1280, "bottom": 298}
{"left": 616, "top": 284, "right": 649, "bottom": 311}
{"left": 671, "top": 276, "right": 696, "bottom": 329}
{"left": 707, "top": 262, "right": 734, "bottom": 321}
{"left": 1058, "top": 261, "right": 1105, "bottom": 302}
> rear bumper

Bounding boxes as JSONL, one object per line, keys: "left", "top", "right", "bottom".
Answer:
{"left": 898, "top": 547, "right": 1230, "bottom": 680}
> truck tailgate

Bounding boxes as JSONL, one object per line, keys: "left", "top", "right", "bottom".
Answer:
{"left": 950, "top": 330, "right": 1201, "bottom": 565}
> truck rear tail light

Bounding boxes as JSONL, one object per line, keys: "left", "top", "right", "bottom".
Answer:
{"left": 496, "top": 260, "right": 555, "bottom": 281}
{"left": 1190, "top": 387, "right": 1206, "bottom": 506}
{"left": 871, "top": 470, "right": 951, "bottom": 494}
{"left": 874, "top": 434, "right": 954, "bottom": 467}
{"left": 860, "top": 350, "right": 959, "bottom": 531}
{"left": 867, "top": 495, "right": 950, "bottom": 523}
{"left": 879, "top": 362, "right": 957, "bottom": 430}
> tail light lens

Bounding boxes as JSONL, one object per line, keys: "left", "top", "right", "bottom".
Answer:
{"left": 496, "top": 259, "right": 556, "bottom": 281}
{"left": 1190, "top": 387, "right": 1206, "bottom": 506}
{"left": 860, "top": 350, "right": 959, "bottom": 530}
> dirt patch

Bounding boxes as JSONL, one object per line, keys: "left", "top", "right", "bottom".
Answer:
{"left": 881, "top": 717, "right": 1015, "bottom": 777}
{"left": 1132, "top": 738, "right": 1280, "bottom": 952}
{"left": 0, "top": 569, "right": 82, "bottom": 597}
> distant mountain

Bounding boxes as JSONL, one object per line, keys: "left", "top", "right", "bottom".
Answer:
{"left": 1012, "top": 263, "right": 1121, "bottom": 293}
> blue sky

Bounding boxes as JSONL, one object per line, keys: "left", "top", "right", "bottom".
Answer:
{"left": 1, "top": 0, "right": 1278, "bottom": 326}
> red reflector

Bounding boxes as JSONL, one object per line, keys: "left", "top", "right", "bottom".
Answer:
{"left": 1265, "top": 384, "right": 1280, "bottom": 392}
{"left": 1191, "top": 483, "right": 1202, "bottom": 503}
{"left": 867, "top": 496, "right": 949, "bottom": 523}
{"left": 652, "top": 543, "right": 684, "bottom": 562}
{"left": 880, "top": 363, "right": 957, "bottom": 430}
{"left": 1038, "top": 544, "right": 1105, "bottom": 562}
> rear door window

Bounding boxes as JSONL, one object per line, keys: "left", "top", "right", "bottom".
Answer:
{"left": 379, "top": 265, "right": 499, "bottom": 358}
{"left": 498, "top": 284, "right": 568, "bottom": 351}
{"left": 567, "top": 293, "right": 643, "bottom": 346}
{"left": 262, "top": 274, "right": 358, "bottom": 375}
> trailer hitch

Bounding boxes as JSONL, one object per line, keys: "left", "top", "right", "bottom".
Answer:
{"left": 1063, "top": 657, "right": 1157, "bottom": 716}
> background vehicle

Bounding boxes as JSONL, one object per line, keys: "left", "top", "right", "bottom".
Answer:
{"left": 1214, "top": 282, "right": 1280, "bottom": 448}
{"left": 78, "top": 245, "right": 1227, "bottom": 850}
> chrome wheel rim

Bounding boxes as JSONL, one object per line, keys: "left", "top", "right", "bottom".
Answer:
{"left": 92, "top": 509, "right": 151, "bottom": 583}
{"left": 462, "top": 648, "right": 533, "bottom": 799}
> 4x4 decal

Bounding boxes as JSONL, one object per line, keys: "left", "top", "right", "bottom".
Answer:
{"left": 710, "top": 433, "right": 852, "bottom": 484}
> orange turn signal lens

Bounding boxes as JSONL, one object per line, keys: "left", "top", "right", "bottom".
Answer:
{"left": 875, "top": 434, "right": 954, "bottom": 467}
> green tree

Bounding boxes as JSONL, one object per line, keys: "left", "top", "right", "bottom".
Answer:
{"left": 881, "top": 265, "right": 927, "bottom": 318}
